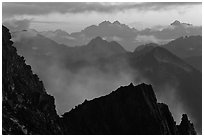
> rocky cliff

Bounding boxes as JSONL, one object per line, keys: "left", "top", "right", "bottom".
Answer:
{"left": 2, "top": 26, "right": 64, "bottom": 134}
{"left": 2, "top": 26, "right": 196, "bottom": 135}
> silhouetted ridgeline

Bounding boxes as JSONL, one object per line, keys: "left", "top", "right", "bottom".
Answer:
{"left": 62, "top": 83, "right": 196, "bottom": 135}
{"left": 2, "top": 26, "right": 196, "bottom": 135}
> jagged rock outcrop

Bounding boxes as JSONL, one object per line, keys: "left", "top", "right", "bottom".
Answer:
{"left": 2, "top": 26, "right": 64, "bottom": 134}
{"left": 177, "top": 114, "right": 197, "bottom": 135}
{"left": 2, "top": 25, "right": 196, "bottom": 135}
{"left": 62, "top": 83, "right": 196, "bottom": 135}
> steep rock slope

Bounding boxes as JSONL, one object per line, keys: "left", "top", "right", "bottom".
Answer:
{"left": 2, "top": 26, "right": 64, "bottom": 134}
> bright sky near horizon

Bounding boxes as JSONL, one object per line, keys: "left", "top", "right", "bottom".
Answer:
{"left": 2, "top": 2, "right": 202, "bottom": 33}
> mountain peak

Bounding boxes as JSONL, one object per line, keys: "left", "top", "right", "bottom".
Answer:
{"left": 85, "top": 36, "right": 126, "bottom": 56}
{"left": 113, "top": 20, "right": 121, "bottom": 25}
{"left": 87, "top": 36, "right": 108, "bottom": 47}
{"left": 177, "top": 114, "right": 196, "bottom": 134}
{"left": 54, "top": 29, "right": 69, "bottom": 35}
{"left": 89, "top": 36, "right": 104, "bottom": 43}
{"left": 99, "top": 20, "right": 123, "bottom": 26}
{"left": 171, "top": 20, "right": 181, "bottom": 26}
{"left": 134, "top": 43, "right": 158, "bottom": 53}
{"left": 99, "top": 21, "right": 111, "bottom": 26}
{"left": 171, "top": 20, "right": 192, "bottom": 26}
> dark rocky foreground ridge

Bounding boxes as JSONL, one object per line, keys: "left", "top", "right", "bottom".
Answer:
{"left": 2, "top": 25, "right": 197, "bottom": 135}
{"left": 2, "top": 26, "right": 64, "bottom": 134}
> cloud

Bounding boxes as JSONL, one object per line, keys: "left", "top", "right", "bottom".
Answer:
{"left": 3, "top": 2, "right": 201, "bottom": 18}
{"left": 12, "top": 30, "right": 38, "bottom": 42}
{"left": 45, "top": 66, "right": 134, "bottom": 114}
{"left": 3, "top": 19, "right": 31, "bottom": 32}
{"left": 32, "top": 20, "right": 71, "bottom": 24}
{"left": 156, "top": 83, "right": 186, "bottom": 123}
{"left": 2, "top": 19, "right": 38, "bottom": 42}
{"left": 136, "top": 2, "right": 201, "bottom": 11}
{"left": 135, "top": 35, "right": 171, "bottom": 44}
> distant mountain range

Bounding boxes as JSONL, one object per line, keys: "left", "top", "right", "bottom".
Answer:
{"left": 163, "top": 35, "right": 202, "bottom": 71}
{"left": 35, "top": 20, "right": 201, "bottom": 51}
{"left": 134, "top": 35, "right": 202, "bottom": 71}
{"left": 6, "top": 20, "right": 200, "bottom": 51}
{"left": 13, "top": 29, "right": 202, "bottom": 71}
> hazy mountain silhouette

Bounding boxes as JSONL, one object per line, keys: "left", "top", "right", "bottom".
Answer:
{"left": 3, "top": 25, "right": 197, "bottom": 134}
{"left": 163, "top": 35, "right": 202, "bottom": 58}
{"left": 39, "top": 29, "right": 77, "bottom": 46}
{"left": 135, "top": 35, "right": 202, "bottom": 72}
{"left": 11, "top": 30, "right": 202, "bottom": 133}
{"left": 170, "top": 20, "right": 192, "bottom": 26}
{"left": 68, "top": 36, "right": 126, "bottom": 61}
{"left": 37, "top": 20, "right": 201, "bottom": 51}
{"left": 162, "top": 35, "right": 202, "bottom": 72}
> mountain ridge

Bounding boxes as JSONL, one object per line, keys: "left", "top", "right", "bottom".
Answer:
{"left": 5, "top": 20, "right": 201, "bottom": 51}
{"left": 2, "top": 25, "right": 197, "bottom": 135}
{"left": 12, "top": 30, "right": 202, "bottom": 133}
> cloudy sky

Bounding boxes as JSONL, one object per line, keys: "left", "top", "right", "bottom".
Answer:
{"left": 2, "top": 2, "right": 202, "bottom": 33}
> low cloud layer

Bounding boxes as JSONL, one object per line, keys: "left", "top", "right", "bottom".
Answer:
{"left": 43, "top": 65, "right": 134, "bottom": 114}
{"left": 3, "top": 19, "right": 31, "bottom": 32}
{"left": 2, "top": 19, "right": 39, "bottom": 42}
{"left": 135, "top": 35, "right": 171, "bottom": 45}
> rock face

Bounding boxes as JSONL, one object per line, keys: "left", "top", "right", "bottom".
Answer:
{"left": 2, "top": 26, "right": 64, "bottom": 134}
{"left": 2, "top": 25, "right": 196, "bottom": 135}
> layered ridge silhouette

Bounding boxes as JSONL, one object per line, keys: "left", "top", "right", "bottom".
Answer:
{"left": 2, "top": 26, "right": 197, "bottom": 135}
{"left": 11, "top": 28, "right": 202, "bottom": 133}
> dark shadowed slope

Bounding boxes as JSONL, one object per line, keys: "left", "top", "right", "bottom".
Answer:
{"left": 135, "top": 35, "right": 202, "bottom": 62}
{"left": 162, "top": 35, "right": 202, "bottom": 72}
{"left": 163, "top": 35, "right": 202, "bottom": 58}
{"left": 134, "top": 36, "right": 202, "bottom": 72}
